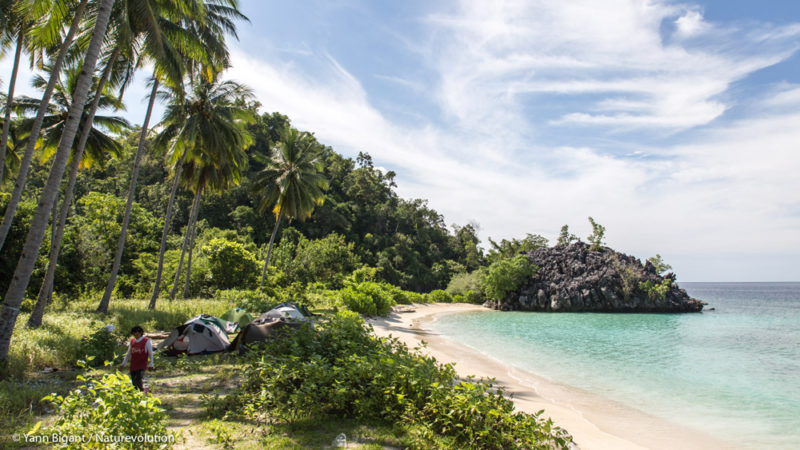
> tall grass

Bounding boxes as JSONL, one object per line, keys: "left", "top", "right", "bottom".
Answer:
{"left": 6, "top": 296, "right": 239, "bottom": 379}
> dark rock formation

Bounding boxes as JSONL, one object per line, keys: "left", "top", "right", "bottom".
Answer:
{"left": 484, "top": 242, "right": 705, "bottom": 313}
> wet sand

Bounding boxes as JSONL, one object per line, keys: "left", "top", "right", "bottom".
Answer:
{"left": 367, "top": 303, "right": 734, "bottom": 450}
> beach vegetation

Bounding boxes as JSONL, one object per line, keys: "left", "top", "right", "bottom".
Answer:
{"left": 483, "top": 255, "right": 536, "bottom": 302}
{"left": 587, "top": 216, "right": 606, "bottom": 251}
{"left": 213, "top": 310, "right": 571, "bottom": 448}
{"left": 556, "top": 224, "right": 579, "bottom": 247}
{"left": 647, "top": 254, "right": 673, "bottom": 275}
{"left": 639, "top": 279, "right": 673, "bottom": 301}
{"left": 487, "top": 233, "right": 548, "bottom": 264}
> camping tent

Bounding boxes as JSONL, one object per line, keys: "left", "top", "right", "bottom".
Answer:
{"left": 228, "top": 319, "right": 304, "bottom": 354}
{"left": 156, "top": 315, "right": 231, "bottom": 355}
{"left": 221, "top": 308, "right": 253, "bottom": 332}
{"left": 256, "top": 303, "right": 309, "bottom": 323}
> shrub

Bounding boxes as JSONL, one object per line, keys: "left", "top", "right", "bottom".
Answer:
{"left": 337, "top": 282, "right": 396, "bottom": 316}
{"left": 217, "top": 311, "right": 571, "bottom": 448}
{"left": 587, "top": 216, "right": 606, "bottom": 251}
{"left": 216, "top": 289, "right": 277, "bottom": 314}
{"left": 639, "top": 279, "right": 672, "bottom": 301}
{"left": 203, "top": 238, "right": 260, "bottom": 290}
{"left": 43, "top": 364, "right": 173, "bottom": 449}
{"left": 446, "top": 269, "right": 485, "bottom": 301}
{"left": 78, "top": 328, "right": 123, "bottom": 367}
{"left": 483, "top": 256, "right": 536, "bottom": 302}
{"left": 425, "top": 289, "right": 453, "bottom": 303}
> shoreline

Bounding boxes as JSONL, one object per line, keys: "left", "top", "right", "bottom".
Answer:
{"left": 367, "top": 303, "right": 733, "bottom": 450}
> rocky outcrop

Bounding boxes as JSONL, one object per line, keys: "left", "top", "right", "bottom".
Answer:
{"left": 484, "top": 242, "right": 705, "bottom": 313}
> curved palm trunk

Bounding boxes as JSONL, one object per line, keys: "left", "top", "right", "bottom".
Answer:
{"left": 0, "top": 30, "right": 24, "bottom": 186}
{"left": 29, "top": 47, "right": 120, "bottom": 328}
{"left": 259, "top": 208, "right": 284, "bottom": 286}
{"left": 148, "top": 151, "right": 187, "bottom": 310}
{"left": 0, "top": 0, "right": 115, "bottom": 364}
{"left": 170, "top": 187, "right": 200, "bottom": 300}
{"left": 0, "top": 0, "right": 89, "bottom": 251}
{"left": 182, "top": 189, "right": 202, "bottom": 299}
{"left": 98, "top": 78, "right": 159, "bottom": 313}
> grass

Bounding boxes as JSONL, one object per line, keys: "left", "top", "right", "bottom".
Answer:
{"left": 1, "top": 294, "right": 423, "bottom": 449}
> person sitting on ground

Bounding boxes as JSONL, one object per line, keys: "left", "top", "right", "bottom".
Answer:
{"left": 120, "top": 325, "right": 154, "bottom": 391}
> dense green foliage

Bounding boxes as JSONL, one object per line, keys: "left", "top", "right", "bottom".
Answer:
{"left": 483, "top": 255, "right": 537, "bottom": 302}
{"left": 43, "top": 364, "right": 172, "bottom": 449}
{"left": 647, "top": 254, "right": 672, "bottom": 275}
{"left": 210, "top": 311, "right": 571, "bottom": 449}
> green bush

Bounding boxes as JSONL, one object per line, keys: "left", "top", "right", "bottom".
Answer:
{"left": 419, "top": 378, "right": 570, "bottom": 449}
{"left": 337, "top": 281, "right": 396, "bottom": 316}
{"left": 639, "top": 279, "right": 672, "bottom": 301}
{"left": 483, "top": 256, "right": 535, "bottom": 302}
{"left": 43, "top": 365, "right": 173, "bottom": 449}
{"left": 203, "top": 237, "right": 260, "bottom": 290}
{"left": 78, "top": 328, "right": 123, "bottom": 367}
{"left": 446, "top": 270, "right": 486, "bottom": 303}
{"left": 216, "top": 311, "right": 570, "bottom": 448}
{"left": 425, "top": 289, "right": 453, "bottom": 303}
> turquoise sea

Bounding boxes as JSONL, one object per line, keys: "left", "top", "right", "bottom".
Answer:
{"left": 432, "top": 282, "right": 800, "bottom": 449}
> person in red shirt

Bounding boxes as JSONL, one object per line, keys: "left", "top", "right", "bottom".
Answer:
{"left": 120, "top": 325, "right": 154, "bottom": 391}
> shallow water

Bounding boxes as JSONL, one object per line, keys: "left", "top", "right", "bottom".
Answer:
{"left": 433, "top": 282, "right": 800, "bottom": 449}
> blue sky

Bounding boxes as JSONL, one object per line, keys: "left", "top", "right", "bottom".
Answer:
{"left": 3, "top": 0, "right": 800, "bottom": 281}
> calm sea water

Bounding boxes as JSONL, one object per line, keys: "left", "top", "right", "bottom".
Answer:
{"left": 433, "top": 282, "right": 800, "bottom": 449}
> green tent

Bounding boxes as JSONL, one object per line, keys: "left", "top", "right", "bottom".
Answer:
{"left": 221, "top": 308, "right": 253, "bottom": 331}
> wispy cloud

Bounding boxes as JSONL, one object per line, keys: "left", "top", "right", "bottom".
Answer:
{"left": 227, "top": 1, "right": 800, "bottom": 280}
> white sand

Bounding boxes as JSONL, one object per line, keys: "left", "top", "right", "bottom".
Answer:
{"left": 367, "top": 303, "right": 734, "bottom": 450}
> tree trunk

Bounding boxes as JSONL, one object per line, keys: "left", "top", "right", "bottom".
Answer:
{"left": 0, "top": 30, "right": 24, "bottom": 186}
{"left": 170, "top": 187, "right": 200, "bottom": 300}
{"left": 26, "top": 191, "right": 61, "bottom": 329}
{"left": 97, "top": 78, "right": 159, "bottom": 313}
{"left": 182, "top": 189, "right": 202, "bottom": 299}
{"left": 148, "top": 151, "right": 187, "bottom": 310}
{"left": 29, "top": 46, "right": 120, "bottom": 328}
{"left": 0, "top": 0, "right": 89, "bottom": 251}
{"left": 0, "top": 0, "right": 115, "bottom": 364}
{"left": 260, "top": 208, "right": 284, "bottom": 286}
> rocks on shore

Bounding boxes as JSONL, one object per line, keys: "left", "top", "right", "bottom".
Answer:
{"left": 484, "top": 242, "right": 705, "bottom": 313}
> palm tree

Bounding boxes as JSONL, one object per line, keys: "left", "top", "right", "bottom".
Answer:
{"left": 99, "top": 0, "right": 247, "bottom": 312}
{"left": 21, "top": 64, "right": 129, "bottom": 328}
{"left": 0, "top": 0, "right": 90, "bottom": 251}
{"left": 0, "top": 0, "right": 115, "bottom": 365}
{"left": 149, "top": 75, "right": 254, "bottom": 308}
{"left": 253, "top": 126, "right": 329, "bottom": 286}
{"left": 0, "top": 0, "right": 29, "bottom": 186}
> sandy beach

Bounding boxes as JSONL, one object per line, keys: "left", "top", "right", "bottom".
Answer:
{"left": 367, "top": 303, "right": 734, "bottom": 450}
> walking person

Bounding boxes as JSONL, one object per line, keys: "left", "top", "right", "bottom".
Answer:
{"left": 120, "top": 325, "right": 154, "bottom": 391}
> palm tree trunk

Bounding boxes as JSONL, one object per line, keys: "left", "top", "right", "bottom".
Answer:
{"left": 29, "top": 47, "right": 120, "bottom": 328}
{"left": 0, "top": 0, "right": 89, "bottom": 252}
{"left": 148, "top": 151, "right": 187, "bottom": 310}
{"left": 0, "top": 0, "right": 115, "bottom": 364}
{"left": 170, "top": 187, "right": 200, "bottom": 300}
{"left": 97, "top": 77, "right": 159, "bottom": 313}
{"left": 0, "top": 29, "right": 24, "bottom": 186}
{"left": 182, "top": 189, "right": 202, "bottom": 299}
{"left": 260, "top": 208, "right": 284, "bottom": 286}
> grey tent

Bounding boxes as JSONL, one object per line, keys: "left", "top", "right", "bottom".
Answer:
{"left": 157, "top": 315, "right": 231, "bottom": 355}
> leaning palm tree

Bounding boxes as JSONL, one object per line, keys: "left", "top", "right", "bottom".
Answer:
{"left": 20, "top": 65, "right": 129, "bottom": 328}
{"left": 148, "top": 74, "right": 254, "bottom": 308}
{"left": 253, "top": 126, "right": 329, "bottom": 287}
{"left": 0, "top": 0, "right": 115, "bottom": 365}
{"left": 0, "top": 0, "right": 31, "bottom": 186}
{"left": 0, "top": 0, "right": 90, "bottom": 251}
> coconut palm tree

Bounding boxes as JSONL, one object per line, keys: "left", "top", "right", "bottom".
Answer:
{"left": 20, "top": 64, "right": 129, "bottom": 328}
{"left": 0, "top": 0, "right": 115, "bottom": 365}
{"left": 100, "top": 0, "right": 247, "bottom": 312}
{"left": 0, "top": 0, "right": 90, "bottom": 251}
{"left": 253, "top": 126, "right": 329, "bottom": 286}
{"left": 0, "top": 1, "right": 29, "bottom": 186}
{"left": 149, "top": 74, "right": 254, "bottom": 308}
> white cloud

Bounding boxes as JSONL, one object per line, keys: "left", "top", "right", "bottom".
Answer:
{"left": 223, "top": 1, "right": 800, "bottom": 280}
{"left": 427, "top": 0, "right": 800, "bottom": 130}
